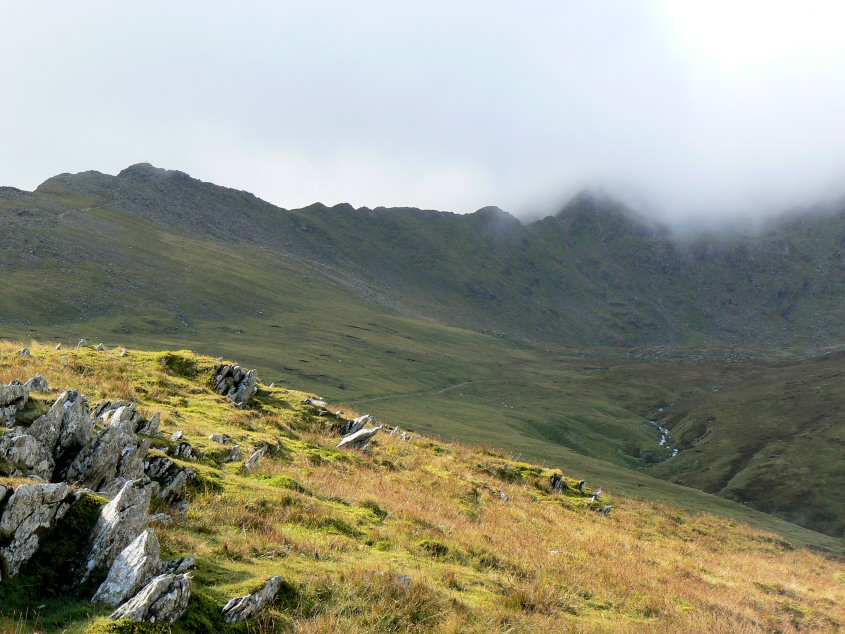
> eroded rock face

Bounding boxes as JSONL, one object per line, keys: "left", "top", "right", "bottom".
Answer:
{"left": 108, "top": 573, "right": 192, "bottom": 623}
{"left": 137, "top": 412, "right": 161, "bottom": 436}
{"left": 92, "top": 529, "right": 162, "bottom": 608}
{"left": 0, "top": 381, "right": 29, "bottom": 424}
{"left": 213, "top": 364, "right": 257, "bottom": 406}
{"left": 0, "top": 482, "right": 73, "bottom": 578}
{"left": 143, "top": 454, "right": 194, "bottom": 514}
{"left": 221, "top": 575, "right": 285, "bottom": 624}
{"left": 77, "top": 479, "right": 153, "bottom": 587}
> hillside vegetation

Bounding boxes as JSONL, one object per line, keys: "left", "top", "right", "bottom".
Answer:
{"left": 2, "top": 164, "right": 845, "bottom": 539}
{"left": 0, "top": 343, "right": 842, "bottom": 633}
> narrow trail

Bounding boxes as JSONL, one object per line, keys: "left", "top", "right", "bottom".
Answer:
{"left": 58, "top": 203, "right": 108, "bottom": 220}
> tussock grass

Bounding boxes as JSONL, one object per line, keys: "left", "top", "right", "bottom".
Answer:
{"left": 0, "top": 344, "right": 842, "bottom": 633}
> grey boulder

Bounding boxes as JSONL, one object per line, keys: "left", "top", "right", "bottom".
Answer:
{"left": 108, "top": 573, "right": 192, "bottom": 623}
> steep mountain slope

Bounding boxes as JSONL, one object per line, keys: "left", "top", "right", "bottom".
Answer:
{"left": 0, "top": 345, "right": 842, "bottom": 633}
{"left": 30, "top": 163, "right": 845, "bottom": 347}
{"left": 3, "top": 164, "right": 845, "bottom": 538}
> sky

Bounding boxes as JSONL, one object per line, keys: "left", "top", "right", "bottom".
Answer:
{"left": 3, "top": 1, "right": 845, "bottom": 223}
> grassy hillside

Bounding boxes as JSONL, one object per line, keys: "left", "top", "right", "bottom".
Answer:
{"left": 3, "top": 165, "right": 845, "bottom": 539}
{"left": 0, "top": 344, "right": 842, "bottom": 633}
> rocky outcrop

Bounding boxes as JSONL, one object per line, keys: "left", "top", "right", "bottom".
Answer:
{"left": 0, "top": 381, "right": 29, "bottom": 423}
{"left": 0, "top": 429, "right": 54, "bottom": 479}
{"left": 213, "top": 363, "right": 257, "bottom": 406}
{"left": 28, "top": 390, "right": 93, "bottom": 473}
{"left": 76, "top": 479, "right": 153, "bottom": 587}
{"left": 0, "top": 482, "right": 73, "bottom": 578}
{"left": 66, "top": 416, "right": 149, "bottom": 496}
{"left": 136, "top": 412, "right": 160, "bottom": 436}
{"left": 221, "top": 575, "right": 285, "bottom": 624}
{"left": 144, "top": 454, "right": 194, "bottom": 515}
{"left": 93, "top": 401, "right": 159, "bottom": 436}
{"left": 337, "top": 426, "right": 381, "bottom": 451}
{"left": 108, "top": 573, "right": 192, "bottom": 623}
{"left": 92, "top": 529, "right": 162, "bottom": 608}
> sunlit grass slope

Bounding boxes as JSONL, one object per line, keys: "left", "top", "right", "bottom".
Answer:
{"left": 0, "top": 344, "right": 842, "bottom": 633}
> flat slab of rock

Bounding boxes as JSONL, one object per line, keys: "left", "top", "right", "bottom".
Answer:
{"left": 221, "top": 575, "right": 285, "bottom": 623}
{"left": 108, "top": 573, "right": 192, "bottom": 623}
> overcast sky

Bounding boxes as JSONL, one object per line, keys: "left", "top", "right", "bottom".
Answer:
{"left": 3, "top": 1, "right": 845, "bottom": 223}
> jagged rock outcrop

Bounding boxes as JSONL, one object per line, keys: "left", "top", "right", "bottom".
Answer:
{"left": 213, "top": 363, "right": 257, "bottom": 406}
{"left": 168, "top": 441, "right": 194, "bottom": 459}
{"left": 76, "top": 478, "right": 153, "bottom": 587}
{"left": 0, "top": 381, "right": 29, "bottom": 423}
{"left": 0, "top": 429, "right": 54, "bottom": 479}
{"left": 136, "top": 412, "right": 160, "bottom": 436}
{"left": 108, "top": 573, "right": 192, "bottom": 623}
{"left": 66, "top": 415, "right": 150, "bottom": 496}
{"left": 17, "top": 348, "right": 30, "bottom": 357}
{"left": 337, "top": 426, "right": 381, "bottom": 450}
{"left": 92, "top": 529, "right": 162, "bottom": 608}
{"left": 143, "top": 454, "right": 194, "bottom": 515}
{"left": 28, "top": 390, "right": 93, "bottom": 474}
{"left": 93, "top": 401, "right": 159, "bottom": 436}
{"left": 221, "top": 575, "right": 285, "bottom": 624}
{"left": 332, "top": 414, "right": 375, "bottom": 436}
{"left": 223, "top": 445, "right": 242, "bottom": 462}
{"left": 0, "top": 482, "right": 73, "bottom": 578}
{"left": 550, "top": 473, "right": 563, "bottom": 494}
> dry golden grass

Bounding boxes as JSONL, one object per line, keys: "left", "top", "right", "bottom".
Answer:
{"left": 0, "top": 342, "right": 842, "bottom": 633}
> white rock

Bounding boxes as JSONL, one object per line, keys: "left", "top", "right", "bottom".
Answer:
{"left": 221, "top": 575, "right": 285, "bottom": 623}
{"left": 92, "top": 529, "right": 163, "bottom": 608}
{"left": 108, "top": 573, "right": 192, "bottom": 623}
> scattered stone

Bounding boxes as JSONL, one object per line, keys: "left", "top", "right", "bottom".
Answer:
{"left": 221, "top": 575, "right": 285, "bottom": 624}
{"left": 17, "top": 348, "right": 31, "bottom": 357}
{"left": 499, "top": 491, "right": 511, "bottom": 502}
{"left": 95, "top": 343, "right": 105, "bottom": 351}
{"left": 108, "top": 573, "right": 192, "bottom": 623}
{"left": 223, "top": 445, "right": 242, "bottom": 462}
{"left": 77, "top": 339, "right": 86, "bottom": 349}
{"left": 119, "top": 349, "right": 128, "bottom": 357}
{"left": 162, "top": 554, "right": 196, "bottom": 574}
{"left": 136, "top": 412, "right": 161, "bottom": 436}
{"left": 213, "top": 364, "right": 257, "bottom": 406}
{"left": 0, "top": 482, "right": 73, "bottom": 578}
{"left": 243, "top": 446, "right": 266, "bottom": 472}
{"left": 160, "top": 357, "right": 169, "bottom": 366}
{"left": 24, "top": 376, "right": 49, "bottom": 392}
{"left": 77, "top": 479, "right": 154, "bottom": 587}
{"left": 55, "top": 343, "right": 62, "bottom": 350}
{"left": 400, "top": 431, "right": 413, "bottom": 442}
{"left": 302, "top": 397, "right": 326, "bottom": 407}
{"left": 594, "top": 488, "right": 602, "bottom": 500}
{"left": 209, "top": 433, "right": 231, "bottom": 444}
{"left": 170, "top": 430, "right": 183, "bottom": 442}
{"left": 578, "top": 480, "right": 586, "bottom": 493}
{"left": 598, "top": 505, "right": 612, "bottom": 516}
{"left": 343, "top": 414, "right": 374, "bottom": 436}
{"left": 148, "top": 513, "right": 173, "bottom": 527}
{"left": 168, "top": 441, "right": 193, "bottom": 460}
{"left": 92, "top": 529, "right": 162, "bottom": 608}
{"left": 550, "top": 473, "right": 563, "bottom": 494}
{"left": 337, "top": 426, "right": 381, "bottom": 450}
